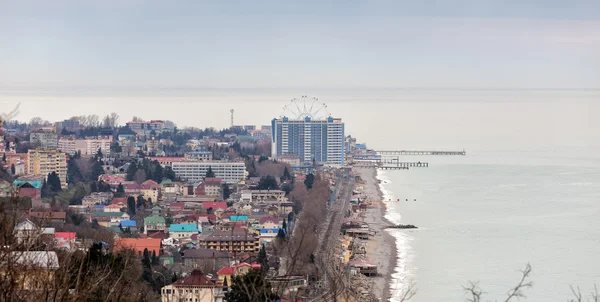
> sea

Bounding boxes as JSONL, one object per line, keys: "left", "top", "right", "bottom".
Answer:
{"left": 379, "top": 148, "right": 600, "bottom": 302}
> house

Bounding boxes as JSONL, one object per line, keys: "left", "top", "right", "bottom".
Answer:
{"left": 14, "top": 219, "right": 55, "bottom": 245}
{"left": 151, "top": 206, "right": 162, "bottom": 215}
{"left": 5, "top": 251, "right": 60, "bottom": 291}
{"left": 202, "top": 202, "right": 227, "bottom": 212}
{"left": 267, "top": 276, "right": 308, "bottom": 296}
{"left": 216, "top": 262, "right": 261, "bottom": 285}
{"left": 144, "top": 215, "right": 167, "bottom": 235}
{"left": 160, "top": 270, "right": 225, "bottom": 302}
{"left": 195, "top": 178, "right": 222, "bottom": 198}
{"left": 28, "top": 211, "right": 66, "bottom": 225}
{"left": 16, "top": 182, "right": 41, "bottom": 200}
{"left": 168, "top": 224, "right": 198, "bottom": 240}
{"left": 123, "top": 183, "right": 141, "bottom": 196}
{"left": 92, "top": 212, "right": 130, "bottom": 227}
{"left": 182, "top": 248, "right": 230, "bottom": 273}
{"left": 197, "top": 230, "right": 260, "bottom": 253}
{"left": 160, "top": 179, "right": 182, "bottom": 196}
{"left": 259, "top": 216, "right": 280, "bottom": 229}
{"left": 104, "top": 204, "right": 122, "bottom": 212}
{"left": 54, "top": 232, "right": 77, "bottom": 251}
{"left": 259, "top": 228, "right": 280, "bottom": 243}
{"left": 111, "top": 197, "right": 127, "bottom": 207}
{"left": 82, "top": 192, "right": 113, "bottom": 207}
{"left": 114, "top": 238, "right": 161, "bottom": 257}
{"left": 140, "top": 179, "right": 160, "bottom": 202}
{"left": 120, "top": 220, "right": 137, "bottom": 232}
{"left": 240, "top": 189, "right": 286, "bottom": 204}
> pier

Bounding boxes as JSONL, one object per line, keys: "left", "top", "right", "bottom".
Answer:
{"left": 352, "top": 160, "right": 427, "bottom": 170}
{"left": 376, "top": 149, "right": 466, "bottom": 156}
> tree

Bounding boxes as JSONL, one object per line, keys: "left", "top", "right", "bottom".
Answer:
{"left": 257, "top": 244, "right": 268, "bottom": 270}
{"left": 90, "top": 159, "right": 105, "bottom": 182}
{"left": 41, "top": 179, "right": 49, "bottom": 198}
{"left": 304, "top": 173, "right": 315, "bottom": 189}
{"left": 10, "top": 164, "right": 15, "bottom": 175}
{"left": 256, "top": 175, "right": 278, "bottom": 190}
{"left": 164, "top": 166, "right": 177, "bottom": 181}
{"left": 127, "top": 196, "right": 136, "bottom": 216}
{"left": 1, "top": 153, "right": 5, "bottom": 162}
{"left": 151, "top": 251, "right": 159, "bottom": 265}
{"left": 222, "top": 184, "right": 232, "bottom": 200}
{"left": 280, "top": 167, "right": 292, "bottom": 182}
{"left": 47, "top": 172, "right": 62, "bottom": 193}
{"left": 116, "top": 183, "right": 125, "bottom": 197}
{"left": 126, "top": 162, "right": 138, "bottom": 181}
{"left": 205, "top": 166, "right": 215, "bottom": 178}
{"left": 277, "top": 228, "right": 285, "bottom": 240}
{"left": 282, "top": 219, "right": 287, "bottom": 232}
{"left": 137, "top": 195, "right": 146, "bottom": 208}
{"left": 224, "top": 269, "right": 278, "bottom": 302}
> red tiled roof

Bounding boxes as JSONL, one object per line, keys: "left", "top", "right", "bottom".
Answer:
{"left": 123, "top": 183, "right": 141, "bottom": 190}
{"left": 203, "top": 178, "right": 222, "bottom": 186}
{"left": 259, "top": 216, "right": 278, "bottom": 225}
{"left": 197, "top": 214, "right": 217, "bottom": 222}
{"left": 202, "top": 202, "right": 227, "bottom": 210}
{"left": 55, "top": 232, "right": 76, "bottom": 239}
{"left": 141, "top": 180, "right": 159, "bottom": 189}
{"left": 112, "top": 197, "right": 127, "bottom": 204}
{"left": 174, "top": 270, "right": 218, "bottom": 287}
{"left": 169, "top": 202, "right": 185, "bottom": 209}
{"left": 217, "top": 266, "right": 235, "bottom": 275}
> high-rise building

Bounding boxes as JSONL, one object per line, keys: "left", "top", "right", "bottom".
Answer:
{"left": 27, "top": 149, "right": 68, "bottom": 188}
{"left": 271, "top": 116, "right": 345, "bottom": 164}
{"left": 74, "top": 136, "right": 112, "bottom": 156}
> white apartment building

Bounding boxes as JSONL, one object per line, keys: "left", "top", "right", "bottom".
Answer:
{"left": 58, "top": 137, "right": 76, "bottom": 154}
{"left": 171, "top": 161, "right": 247, "bottom": 184}
{"left": 30, "top": 131, "right": 58, "bottom": 149}
{"left": 75, "top": 137, "right": 112, "bottom": 156}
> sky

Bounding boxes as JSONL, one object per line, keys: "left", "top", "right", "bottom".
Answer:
{"left": 0, "top": 0, "right": 599, "bottom": 92}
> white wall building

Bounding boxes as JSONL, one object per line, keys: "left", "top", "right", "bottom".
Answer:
{"left": 172, "top": 161, "right": 247, "bottom": 184}
{"left": 75, "top": 136, "right": 112, "bottom": 156}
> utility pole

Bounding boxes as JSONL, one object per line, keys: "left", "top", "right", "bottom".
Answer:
{"left": 230, "top": 109, "right": 234, "bottom": 128}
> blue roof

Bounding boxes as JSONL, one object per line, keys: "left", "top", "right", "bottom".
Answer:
{"left": 13, "top": 180, "right": 42, "bottom": 189}
{"left": 120, "top": 220, "right": 136, "bottom": 227}
{"left": 230, "top": 216, "right": 248, "bottom": 222}
{"left": 355, "top": 144, "right": 367, "bottom": 149}
{"left": 187, "top": 150, "right": 212, "bottom": 155}
{"left": 169, "top": 224, "right": 198, "bottom": 232}
{"left": 260, "top": 228, "right": 280, "bottom": 234}
{"left": 94, "top": 205, "right": 105, "bottom": 209}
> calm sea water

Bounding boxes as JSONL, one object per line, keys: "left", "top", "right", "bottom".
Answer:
{"left": 379, "top": 149, "right": 600, "bottom": 302}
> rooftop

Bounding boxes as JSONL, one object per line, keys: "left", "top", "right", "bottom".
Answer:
{"left": 169, "top": 224, "right": 198, "bottom": 233}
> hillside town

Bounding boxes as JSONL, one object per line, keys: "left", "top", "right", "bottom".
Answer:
{"left": 0, "top": 107, "right": 390, "bottom": 302}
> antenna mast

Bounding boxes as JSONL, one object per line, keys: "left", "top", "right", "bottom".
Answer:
{"left": 230, "top": 109, "right": 234, "bottom": 128}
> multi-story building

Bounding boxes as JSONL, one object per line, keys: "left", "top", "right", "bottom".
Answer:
{"left": 74, "top": 136, "right": 112, "bottom": 156}
{"left": 55, "top": 119, "right": 82, "bottom": 132}
{"left": 239, "top": 190, "right": 286, "bottom": 204}
{"left": 30, "top": 130, "right": 58, "bottom": 149}
{"left": 271, "top": 116, "right": 345, "bottom": 164}
{"left": 27, "top": 149, "right": 67, "bottom": 188}
{"left": 171, "top": 161, "right": 246, "bottom": 184}
{"left": 243, "top": 125, "right": 256, "bottom": 131}
{"left": 144, "top": 215, "right": 167, "bottom": 235}
{"left": 126, "top": 120, "right": 170, "bottom": 136}
{"left": 184, "top": 150, "right": 212, "bottom": 161}
{"left": 197, "top": 230, "right": 260, "bottom": 253}
{"left": 57, "top": 136, "right": 76, "bottom": 154}
{"left": 160, "top": 270, "right": 225, "bottom": 302}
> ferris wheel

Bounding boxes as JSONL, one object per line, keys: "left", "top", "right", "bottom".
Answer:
{"left": 282, "top": 96, "right": 331, "bottom": 120}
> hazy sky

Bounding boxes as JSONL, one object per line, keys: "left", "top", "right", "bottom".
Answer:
{"left": 1, "top": 0, "right": 599, "bottom": 92}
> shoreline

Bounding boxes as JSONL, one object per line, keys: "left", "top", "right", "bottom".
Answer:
{"left": 355, "top": 167, "right": 397, "bottom": 302}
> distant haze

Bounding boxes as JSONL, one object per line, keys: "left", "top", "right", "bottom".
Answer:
{"left": 1, "top": 1, "right": 599, "bottom": 151}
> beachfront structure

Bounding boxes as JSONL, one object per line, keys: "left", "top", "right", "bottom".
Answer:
{"left": 171, "top": 161, "right": 246, "bottom": 184}
{"left": 271, "top": 116, "right": 345, "bottom": 164}
{"left": 27, "top": 149, "right": 67, "bottom": 188}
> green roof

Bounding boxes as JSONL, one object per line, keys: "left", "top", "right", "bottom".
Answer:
{"left": 151, "top": 206, "right": 162, "bottom": 211}
{"left": 93, "top": 212, "right": 128, "bottom": 217}
{"left": 160, "top": 179, "right": 173, "bottom": 185}
{"left": 144, "top": 215, "right": 166, "bottom": 225}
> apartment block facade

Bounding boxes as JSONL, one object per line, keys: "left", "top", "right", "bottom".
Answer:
{"left": 27, "top": 149, "right": 68, "bottom": 188}
{"left": 271, "top": 116, "right": 345, "bottom": 164}
{"left": 171, "top": 161, "right": 246, "bottom": 184}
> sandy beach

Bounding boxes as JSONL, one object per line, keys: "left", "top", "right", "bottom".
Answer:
{"left": 354, "top": 167, "right": 396, "bottom": 301}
